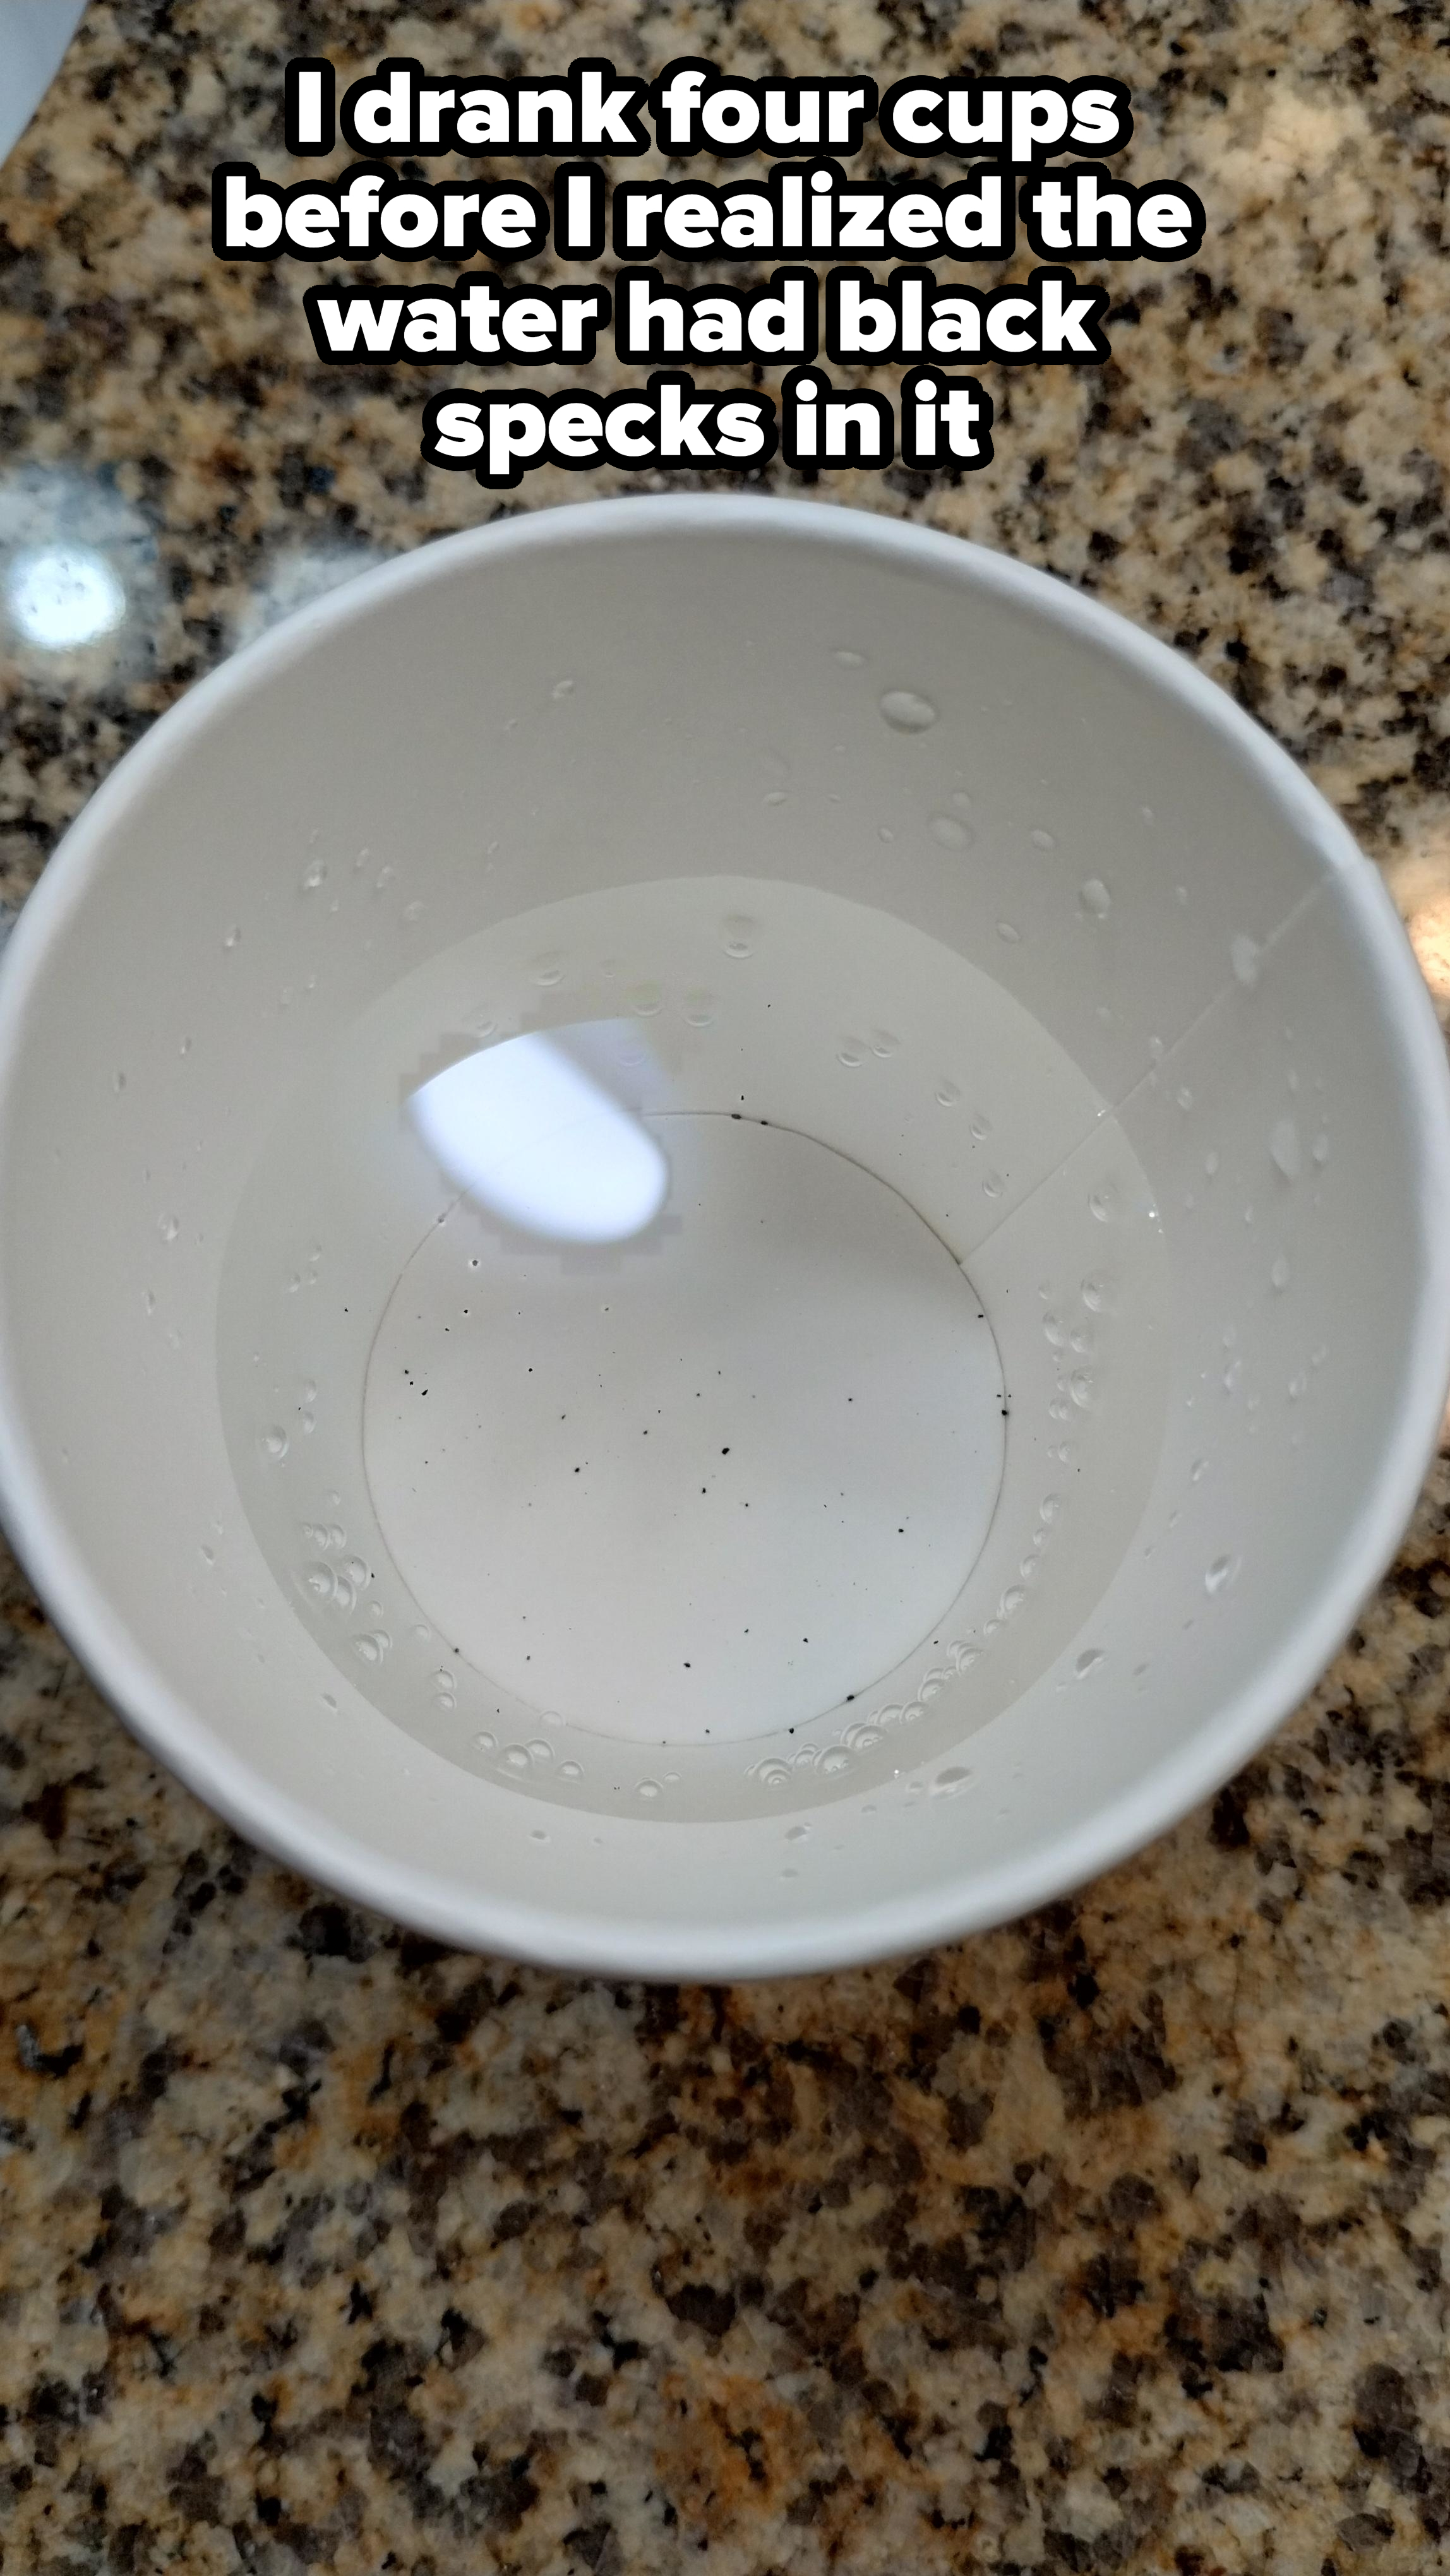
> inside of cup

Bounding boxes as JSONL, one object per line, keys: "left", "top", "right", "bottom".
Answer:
{"left": 218, "top": 870, "right": 1171, "bottom": 1817}
{"left": 0, "top": 503, "right": 1440, "bottom": 1954}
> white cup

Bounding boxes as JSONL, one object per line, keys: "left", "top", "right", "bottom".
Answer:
{"left": 0, "top": 496, "right": 1445, "bottom": 1978}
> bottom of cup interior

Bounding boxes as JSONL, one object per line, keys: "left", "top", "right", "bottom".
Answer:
{"left": 217, "top": 871, "right": 1173, "bottom": 1826}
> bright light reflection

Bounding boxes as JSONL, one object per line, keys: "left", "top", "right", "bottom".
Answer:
{"left": 410, "top": 1025, "right": 670, "bottom": 1244}
{"left": 4, "top": 542, "right": 126, "bottom": 649}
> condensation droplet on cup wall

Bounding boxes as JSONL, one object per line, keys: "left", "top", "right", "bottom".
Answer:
{"left": 878, "top": 688, "right": 937, "bottom": 733}
{"left": 1269, "top": 1116, "right": 1303, "bottom": 1181}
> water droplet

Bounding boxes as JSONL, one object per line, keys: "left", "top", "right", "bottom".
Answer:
{"left": 764, "top": 789, "right": 788, "bottom": 808}
{"left": 969, "top": 1115, "right": 992, "bottom": 1145}
{"left": 843, "top": 1722, "right": 883, "bottom": 1751}
{"left": 930, "top": 814, "right": 973, "bottom": 850}
{"left": 935, "top": 1080, "right": 961, "bottom": 1109}
{"left": 1269, "top": 1116, "right": 1302, "bottom": 1181}
{"left": 1069, "top": 1370, "right": 1094, "bottom": 1407}
{"left": 559, "top": 1759, "right": 583, "bottom": 1781}
{"left": 531, "top": 952, "right": 565, "bottom": 987}
{"left": 1222, "top": 1357, "right": 1243, "bottom": 1394}
{"left": 878, "top": 688, "right": 937, "bottom": 732}
{"left": 982, "top": 1172, "right": 1004, "bottom": 1199}
{"left": 719, "top": 914, "right": 757, "bottom": 959}
{"left": 1177, "top": 1087, "right": 1194, "bottom": 1112}
{"left": 786, "top": 1822, "right": 811, "bottom": 1841}
{"left": 819, "top": 1747, "right": 851, "bottom": 1775}
{"left": 1000, "top": 1585, "right": 1025, "bottom": 1616}
{"left": 301, "top": 860, "right": 327, "bottom": 893}
{"left": 222, "top": 926, "right": 241, "bottom": 951}
{"left": 683, "top": 990, "right": 717, "bottom": 1028}
{"left": 1074, "top": 1648, "right": 1105, "bottom": 1678}
{"left": 628, "top": 982, "right": 663, "bottom": 1018}
{"left": 1288, "top": 1368, "right": 1309, "bottom": 1400}
{"left": 1069, "top": 1326, "right": 1092, "bottom": 1356}
{"left": 637, "top": 1778, "right": 662, "bottom": 1800}
{"left": 157, "top": 1213, "right": 179, "bottom": 1243}
{"left": 402, "top": 900, "right": 424, "bottom": 924}
{"left": 1190, "top": 1456, "right": 1208, "bottom": 1482}
{"left": 932, "top": 1767, "right": 972, "bottom": 1798}
{"left": 834, "top": 647, "right": 865, "bottom": 667}
{"left": 1081, "top": 1275, "right": 1106, "bottom": 1313}
{"left": 1231, "top": 934, "right": 1261, "bottom": 988}
{"left": 1031, "top": 828, "right": 1057, "bottom": 851}
{"left": 1044, "top": 1313, "right": 1067, "bottom": 1347}
{"left": 1270, "top": 1254, "right": 1290, "bottom": 1291}
{"left": 473, "top": 1730, "right": 497, "bottom": 1753}
{"left": 837, "top": 1039, "right": 865, "bottom": 1067}
{"left": 525, "top": 1739, "right": 553, "bottom": 1765}
{"left": 997, "top": 921, "right": 1021, "bottom": 943}
{"left": 200, "top": 1543, "right": 215, "bottom": 1566}
{"left": 353, "top": 1630, "right": 390, "bottom": 1664}
{"left": 1079, "top": 877, "right": 1111, "bottom": 918}
{"left": 260, "top": 1427, "right": 288, "bottom": 1460}
{"left": 1088, "top": 1186, "right": 1116, "bottom": 1223}
{"left": 503, "top": 1744, "right": 530, "bottom": 1770}
{"left": 877, "top": 825, "right": 895, "bottom": 844}
{"left": 1204, "top": 1554, "right": 1238, "bottom": 1595}
{"left": 869, "top": 1029, "right": 899, "bottom": 1058}
{"left": 551, "top": 676, "right": 575, "bottom": 699}
{"left": 1312, "top": 1131, "right": 1330, "bottom": 1166}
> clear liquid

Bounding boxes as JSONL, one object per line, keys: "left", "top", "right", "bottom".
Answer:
{"left": 218, "top": 874, "right": 1170, "bottom": 1819}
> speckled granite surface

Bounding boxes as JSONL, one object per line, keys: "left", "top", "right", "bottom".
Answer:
{"left": 2, "top": 3, "right": 1450, "bottom": 2568}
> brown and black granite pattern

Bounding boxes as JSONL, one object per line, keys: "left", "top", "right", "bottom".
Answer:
{"left": 3, "top": 2, "right": 1450, "bottom": 2568}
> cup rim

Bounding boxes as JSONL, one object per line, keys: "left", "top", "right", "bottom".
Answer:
{"left": 0, "top": 491, "right": 1447, "bottom": 1979}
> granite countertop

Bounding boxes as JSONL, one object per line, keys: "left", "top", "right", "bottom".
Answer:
{"left": 3, "top": 3, "right": 1450, "bottom": 2568}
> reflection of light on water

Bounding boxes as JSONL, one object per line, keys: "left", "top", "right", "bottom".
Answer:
{"left": 410, "top": 1024, "right": 670, "bottom": 1244}
{"left": 4, "top": 542, "right": 126, "bottom": 649}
